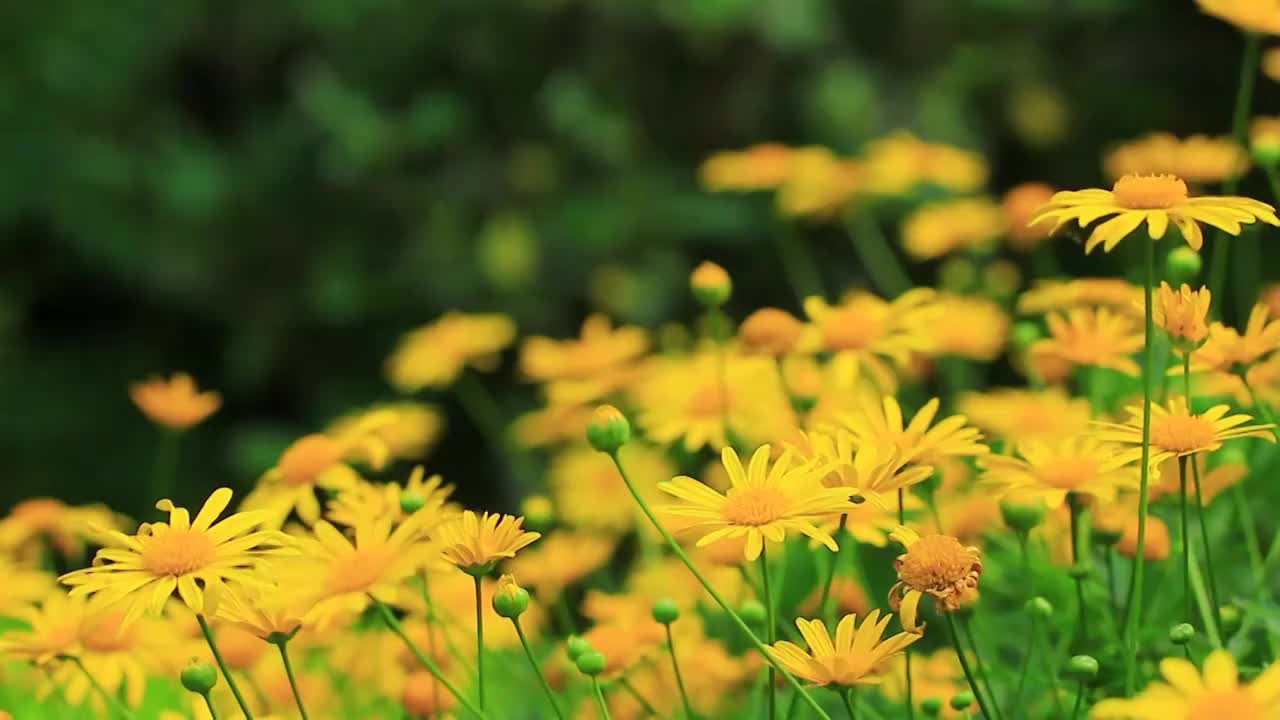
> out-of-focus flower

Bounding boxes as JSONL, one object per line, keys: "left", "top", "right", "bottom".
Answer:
{"left": 0, "top": 557, "right": 57, "bottom": 619}
{"left": 979, "top": 434, "right": 1138, "bottom": 508}
{"left": 130, "top": 372, "right": 221, "bottom": 430}
{"left": 1029, "top": 307, "right": 1144, "bottom": 376}
{"left": 926, "top": 294, "right": 1010, "bottom": 361}
{"left": 699, "top": 143, "right": 793, "bottom": 191}
{"left": 1266, "top": 49, "right": 1280, "bottom": 82}
{"left": 1095, "top": 396, "right": 1274, "bottom": 466}
{"left": 514, "top": 403, "right": 597, "bottom": 448}
{"left": 958, "top": 387, "right": 1092, "bottom": 446}
{"left": 739, "top": 308, "right": 804, "bottom": 357}
{"left": 213, "top": 584, "right": 304, "bottom": 643}
{"left": 1018, "top": 278, "right": 1143, "bottom": 317}
{"left": 386, "top": 312, "right": 516, "bottom": 392}
{"left": 799, "top": 290, "right": 939, "bottom": 392}
{"left": 1150, "top": 454, "right": 1247, "bottom": 503}
{"left": 1154, "top": 282, "right": 1212, "bottom": 350}
{"left": 901, "top": 197, "right": 1005, "bottom": 260}
{"left": 0, "top": 498, "right": 127, "bottom": 561}
{"left": 1092, "top": 649, "right": 1280, "bottom": 719}
{"left": 775, "top": 147, "right": 862, "bottom": 218}
{"left": 767, "top": 611, "right": 920, "bottom": 687}
{"left": 1003, "top": 182, "right": 1058, "bottom": 252}
{"left": 1251, "top": 116, "right": 1280, "bottom": 164}
{"left": 519, "top": 314, "right": 649, "bottom": 405}
{"left": 1104, "top": 133, "right": 1250, "bottom": 185}
{"left": 327, "top": 402, "right": 443, "bottom": 462}
{"left": 325, "top": 466, "right": 454, "bottom": 531}
{"left": 1028, "top": 174, "right": 1279, "bottom": 253}
{"left": 504, "top": 531, "right": 614, "bottom": 600}
{"left": 1196, "top": 0, "right": 1280, "bottom": 34}
{"left": 1191, "top": 303, "right": 1280, "bottom": 372}
{"left": 888, "top": 526, "right": 982, "bottom": 630}
{"left": 883, "top": 650, "right": 968, "bottom": 718}
{"left": 861, "top": 131, "right": 988, "bottom": 196}
{"left": 548, "top": 443, "right": 672, "bottom": 534}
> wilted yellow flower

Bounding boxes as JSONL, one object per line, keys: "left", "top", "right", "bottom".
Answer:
{"left": 130, "top": 372, "right": 221, "bottom": 430}
{"left": 927, "top": 293, "right": 1010, "bottom": 360}
{"left": 436, "top": 511, "right": 541, "bottom": 574}
{"left": 739, "top": 308, "right": 804, "bottom": 356}
{"left": 799, "top": 290, "right": 939, "bottom": 391}
{"left": 1028, "top": 173, "right": 1279, "bottom": 253}
{"left": 1154, "top": 282, "right": 1211, "bottom": 348}
{"left": 1030, "top": 307, "right": 1144, "bottom": 376}
{"left": 699, "top": 143, "right": 793, "bottom": 191}
{"left": 901, "top": 197, "right": 1005, "bottom": 260}
{"left": 1092, "top": 649, "right": 1280, "bottom": 719}
{"left": 659, "top": 445, "right": 857, "bottom": 562}
{"left": 327, "top": 402, "right": 443, "bottom": 462}
{"left": 958, "top": 387, "right": 1092, "bottom": 446}
{"left": 1018, "top": 278, "right": 1143, "bottom": 316}
{"left": 861, "top": 131, "right": 988, "bottom": 195}
{"left": 1104, "top": 133, "right": 1250, "bottom": 185}
{"left": 386, "top": 312, "right": 516, "bottom": 392}
{"left": 213, "top": 584, "right": 303, "bottom": 642}
{"left": 775, "top": 147, "right": 862, "bottom": 218}
{"left": 768, "top": 611, "right": 920, "bottom": 687}
{"left": 888, "top": 526, "right": 982, "bottom": 630}
{"left": 979, "top": 434, "right": 1138, "bottom": 508}
{"left": 1003, "top": 182, "right": 1058, "bottom": 251}
{"left": 1095, "top": 396, "right": 1275, "bottom": 466}
{"left": 1196, "top": 0, "right": 1280, "bottom": 34}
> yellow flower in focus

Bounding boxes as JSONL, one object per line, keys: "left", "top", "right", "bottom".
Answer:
{"left": 901, "top": 197, "right": 1005, "bottom": 260}
{"left": 213, "top": 585, "right": 304, "bottom": 643}
{"left": 739, "top": 307, "right": 805, "bottom": 356}
{"left": 548, "top": 444, "right": 673, "bottom": 533}
{"left": 1104, "top": 133, "right": 1250, "bottom": 185}
{"left": 130, "top": 372, "right": 221, "bottom": 430}
{"left": 1196, "top": 0, "right": 1280, "bottom": 34}
{"left": 979, "top": 434, "right": 1138, "bottom": 508}
{"left": 327, "top": 402, "right": 443, "bottom": 462}
{"left": 775, "top": 147, "right": 862, "bottom": 218}
{"left": 835, "top": 395, "right": 988, "bottom": 467}
{"left": 767, "top": 611, "right": 920, "bottom": 687}
{"left": 799, "top": 290, "right": 939, "bottom": 391}
{"left": 1018, "top": 278, "right": 1144, "bottom": 316}
{"left": 1154, "top": 282, "right": 1212, "bottom": 349}
{"left": 1030, "top": 307, "right": 1144, "bottom": 376}
{"left": 1003, "top": 182, "right": 1058, "bottom": 252}
{"left": 888, "top": 526, "right": 982, "bottom": 630}
{"left": 1095, "top": 396, "right": 1275, "bottom": 466}
{"left": 787, "top": 430, "right": 934, "bottom": 508}
{"left": 658, "top": 445, "right": 857, "bottom": 562}
{"left": 519, "top": 314, "right": 649, "bottom": 405}
{"left": 504, "top": 531, "right": 614, "bottom": 600}
{"left": 699, "top": 143, "right": 793, "bottom": 191}
{"left": 436, "top": 511, "right": 541, "bottom": 574}
{"left": 386, "top": 312, "right": 516, "bottom": 392}
{"left": 958, "top": 387, "right": 1092, "bottom": 446}
{"left": 59, "top": 488, "right": 288, "bottom": 625}
{"left": 862, "top": 131, "right": 988, "bottom": 196}
{"left": 1028, "top": 173, "right": 1279, "bottom": 252}
{"left": 927, "top": 293, "right": 1010, "bottom": 361}
{"left": 1091, "top": 649, "right": 1280, "bottom": 719}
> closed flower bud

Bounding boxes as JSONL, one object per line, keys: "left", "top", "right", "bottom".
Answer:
{"left": 651, "top": 598, "right": 680, "bottom": 625}
{"left": 521, "top": 494, "right": 554, "bottom": 531}
{"left": 586, "top": 405, "right": 630, "bottom": 453}
{"left": 920, "top": 697, "right": 944, "bottom": 717}
{"left": 739, "top": 600, "right": 767, "bottom": 626}
{"left": 1219, "top": 605, "right": 1242, "bottom": 636}
{"left": 690, "top": 261, "right": 732, "bottom": 307}
{"left": 492, "top": 574, "right": 530, "bottom": 618}
{"left": 1000, "top": 497, "right": 1047, "bottom": 533}
{"left": 566, "top": 635, "right": 593, "bottom": 662}
{"left": 180, "top": 661, "right": 218, "bottom": 695}
{"left": 739, "top": 308, "right": 803, "bottom": 356}
{"left": 1169, "top": 622, "right": 1195, "bottom": 645}
{"left": 399, "top": 492, "right": 427, "bottom": 514}
{"left": 1165, "top": 247, "right": 1202, "bottom": 285}
{"left": 1066, "top": 655, "right": 1099, "bottom": 682}
{"left": 1012, "top": 320, "right": 1043, "bottom": 349}
{"left": 949, "top": 691, "right": 974, "bottom": 711}
{"left": 1026, "top": 596, "right": 1054, "bottom": 619}
{"left": 575, "top": 650, "right": 607, "bottom": 676}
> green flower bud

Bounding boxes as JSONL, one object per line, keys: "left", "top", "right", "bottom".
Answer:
{"left": 399, "top": 493, "right": 427, "bottom": 514}
{"left": 566, "top": 635, "right": 593, "bottom": 662}
{"left": 1012, "top": 321, "right": 1043, "bottom": 349}
{"left": 1220, "top": 605, "right": 1243, "bottom": 636}
{"left": 949, "top": 691, "right": 974, "bottom": 711}
{"left": 940, "top": 257, "right": 979, "bottom": 293}
{"left": 586, "top": 405, "right": 631, "bottom": 454}
{"left": 1000, "top": 497, "right": 1047, "bottom": 533}
{"left": 652, "top": 598, "right": 680, "bottom": 625}
{"left": 1026, "top": 596, "right": 1054, "bottom": 619}
{"left": 180, "top": 662, "right": 218, "bottom": 695}
{"left": 920, "top": 697, "right": 944, "bottom": 717}
{"left": 739, "top": 600, "right": 767, "bottom": 626}
{"left": 690, "top": 261, "right": 732, "bottom": 307}
{"left": 1066, "top": 655, "right": 1099, "bottom": 682}
{"left": 491, "top": 575, "right": 530, "bottom": 619}
{"left": 1165, "top": 247, "right": 1202, "bottom": 285}
{"left": 1169, "top": 623, "right": 1195, "bottom": 646}
{"left": 575, "top": 650, "right": 607, "bottom": 677}
{"left": 1068, "top": 562, "right": 1091, "bottom": 580}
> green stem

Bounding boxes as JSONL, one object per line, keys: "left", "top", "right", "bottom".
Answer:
{"left": 818, "top": 515, "right": 848, "bottom": 626}
{"left": 512, "top": 619, "right": 566, "bottom": 720}
{"left": 1179, "top": 456, "right": 1192, "bottom": 625}
{"left": 841, "top": 687, "right": 859, "bottom": 720}
{"left": 201, "top": 693, "right": 219, "bottom": 720}
{"left": 371, "top": 598, "right": 488, "bottom": 719}
{"left": 846, "top": 207, "right": 912, "bottom": 298}
{"left": 196, "top": 615, "right": 254, "bottom": 720}
{"left": 960, "top": 615, "right": 1003, "bottom": 720}
{"left": 772, "top": 218, "right": 826, "bottom": 304}
{"left": 274, "top": 641, "right": 311, "bottom": 720}
{"left": 945, "top": 613, "right": 996, "bottom": 720}
{"left": 620, "top": 676, "right": 659, "bottom": 718}
{"left": 150, "top": 429, "right": 181, "bottom": 504}
{"left": 1070, "top": 682, "right": 1086, "bottom": 720}
{"left": 1187, "top": 542, "right": 1222, "bottom": 648}
{"left": 1123, "top": 231, "right": 1156, "bottom": 694}
{"left": 1068, "top": 493, "right": 1089, "bottom": 649}
{"left": 760, "top": 550, "right": 777, "bottom": 720}
{"left": 62, "top": 655, "right": 137, "bottom": 720}
{"left": 665, "top": 625, "right": 697, "bottom": 720}
{"left": 473, "top": 575, "right": 486, "bottom": 710}
{"left": 592, "top": 678, "right": 613, "bottom": 720}
{"left": 1011, "top": 619, "right": 1035, "bottom": 712}
{"left": 898, "top": 489, "right": 915, "bottom": 720}
{"left": 1033, "top": 616, "right": 1066, "bottom": 719}
{"left": 605, "top": 451, "right": 833, "bottom": 720}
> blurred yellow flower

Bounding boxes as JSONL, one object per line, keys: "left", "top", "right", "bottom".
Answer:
{"left": 739, "top": 307, "right": 805, "bottom": 357}
{"left": 1196, "top": 0, "right": 1280, "bottom": 34}
{"left": 1151, "top": 453, "right": 1246, "bottom": 503}
{"left": 883, "top": 650, "right": 967, "bottom": 718}
{"left": 0, "top": 498, "right": 127, "bottom": 561}
{"left": 1003, "top": 182, "right": 1058, "bottom": 252}
{"left": 775, "top": 147, "right": 862, "bottom": 218}
{"left": 519, "top": 314, "right": 649, "bottom": 405}
{"left": 901, "top": 197, "right": 1005, "bottom": 260}
{"left": 504, "top": 531, "right": 614, "bottom": 600}
{"left": 1154, "top": 282, "right": 1212, "bottom": 348}
{"left": 436, "top": 510, "right": 541, "bottom": 574}
{"left": 1030, "top": 307, "right": 1144, "bottom": 376}
{"left": 327, "top": 402, "right": 443, "bottom": 462}
{"left": 768, "top": 611, "right": 920, "bottom": 687}
{"left": 547, "top": 443, "right": 672, "bottom": 533}
{"left": 1266, "top": 49, "right": 1280, "bottom": 81}
{"left": 386, "top": 312, "right": 516, "bottom": 392}
{"left": 130, "top": 372, "right": 221, "bottom": 430}
{"left": 699, "top": 143, "right": 793, "bottom": 191}
{"left": 888, "top": 526, "right": 982, "bottom": 630}
{"left": 1018, "top": 278, "right": 1143, "bottom": 316}
{"left": 1191, "top": 302, "right": 1280, "bottom": 371}
{"left": 513, "top": 403, "right": 597, "bottom": 448}
{"left": 1028, "top": 173, "right": 1279, "bottom": 253}
{"left": 1104, "top": 133, "right": 1250, "bottom": 185}
{"left": 1095, "top": 396, "right": 1275, "bottom": 466}
{"left": 958, "top": 387, "right": 1092, "bottom": 446}
{"left": 1251, "top": 115, "right": 1280, "bottom": 156}
{"left": 1091, "top": 649, "right": 1280, "bottom": 719}
{"left": 979, "top": 434, "right": 1138, "bottom": 508}
{"left": 799, "top": 290, "right": 939, "bottom": 391}
{"left": 862, "top": 131, "right": 988, "bottom": 195}
{"left": 927, "top": 293, "right": 1010, "bottom": 360}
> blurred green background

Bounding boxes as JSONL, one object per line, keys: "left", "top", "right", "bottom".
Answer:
{"left": 1, "top": 0, "right": 1261, "bottom": 517}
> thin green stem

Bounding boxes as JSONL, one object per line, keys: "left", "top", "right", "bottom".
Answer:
{"left": 1012, "top": 619, "right": 1035, "bottom": 711}
{"left": 945, "top": 612, "right": 996, "bottom": 720}
{"left": 960, "top": 615, "right": 1003, "bottom": 720}
{"left": 606, "top": 451, "right": 833, "bottom": 720}
{"left": 473, "top": 575, "right": 486, "bottom": 710}
{"left": 1071, "top": 682, "right": 1086, "bottom": 720}
{"left": 150, "top": 429, "right": 181, "bottom": 505}
{"left": 62, "top": 655, "right": 137, "bottom": 720}
{"left": 196, "top": 615, "right": 254, "bottom": 720}
{"left": 1123, "top": 232, "right": 1156, "bottom": 694}
{"left": 620, "top": 676, "right": 659, "bottom": 717}
{"left": 1033, "top": 616, "right": 1066, "bottom": 719}
{"left": 846, "top": 207, "right": 911, "bottom": 298}
{"left": 371, "top": 598, "right": 488, "bottom": 719}
{"left": 1188, "top": 541, "right": 1221, "bottom": 648}
{"left": 1068, "top": 494, "right": 1089, "bottom": 649}
{"left": 1179, "top": 456, "right": 1192, "bottom": 624}
{"left": 512, "top": 619, "right": 566, "bottom": 719}
{"left": 760, "top": 550, "right": 777, "bottom": 720}
{"left": 665, "top": 625, "right": 696, "bottom": 719}
{"left": 772, "top": 218, "right": 825, "bottom": 305}
{"left": 592, "top": 678, "right": 613, "bottom": 720}
{"left": 274, "top": 641, "right": 311, "bottom": 720}
{"left": 898, "top": 489, "right": 915, "bottom": 720}
{"left": 201, "top": 693, "right": 219, "bottom": 720}
{"left": 818, "top": 514, "right": 848, "bottom": 626}
{"left": 842, "top": 686, "right": 859, "bottom": 720}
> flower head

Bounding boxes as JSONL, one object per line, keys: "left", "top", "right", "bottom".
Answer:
{"left": 1155, "top": 282, "right": 1212, "bottom": 350}
{"left": 1092, "top": 649, "right": 1280, "bottom": 719}
{"left": 835, "top": 395, "right": 988, "bottom": 468}
{"left": 888, "top": 526, "right": 982, "bottom": 630}
{"left": 768, "top": 610, "right": 921, "bottom": 687}
{"left": 787, "top": 430, "right": 934, "bottom": 508}
{"left": 739, "top": 308, "right": 805, "bottom": 357}
{"left": 436, "top": 511, "right": 541, "bottom": 575}
{"left": 775, "top": 147, "right": 862, "bottom": 218}
{"left": 386, "top": 312, "right": 516, "bottom": 392}
{"left": 699, "top": 143, "right": 793, "bottom": 191}
{"left": 504, "top": 530, "right": 614, "bottom": 600}
{"left": 1018, "top": 278, "right": 1144, "bottom": 317}
{"left": 326, "top": 402, "right": 443, "bottom": 462}
{"left": 1003, "top": 182, "right": 1058, "bottom": 251}
{"left": 130, "top": 372, "right": 220, "bottom": 430}
{"left": 1196, "top": 0, "right": 1280, "bottom": 34}
{"left": 861, "top": 131, "right": 988, "bottom": 196}
{"left": 800, "top": 290, "right": 939, "bottom": 391}
{"left": 979, "top": 434, "right": 1138, "bottom": 508}
{"left": 1192, "top": 303, "right": 1280, "bottom": 372}
{"left": 958, "top": 387, "right": 1092, "bottom": 446}
{"left": 519, "top": 314, "right": 649, "bottom": 405}
{"left": 1028, "top": 173, "right": 1279, "bottom": 253}
{"left": 1096, "top": 396, "right": 1275, "bottom": 466}
{"left": 1104, "top": 133, "right": 1250, "bottom": 185}
{"left": 1030, "top": 307, "right": 1144, "bottom": 377}
{"left": 926, "top": 294, "right": 1010, "bottom": 361}
{"left": 901, "top": 197, "right": 1005, "bottom": 260}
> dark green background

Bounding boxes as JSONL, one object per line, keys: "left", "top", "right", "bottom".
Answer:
{"left": 1, "top": 0, "right": 1261, "bottom": 517}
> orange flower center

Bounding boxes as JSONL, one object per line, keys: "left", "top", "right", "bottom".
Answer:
{"left": 1111, "top": 174, "right": 1188, "bottom": 209}
{"left": 140, "top": 528, "right": 216, "bottom": 576}
{"left": 1038, "top": 456, "right": 1098, "bottom": 490}
{"left": 896, "top": 535, "right": 981, "bottom": 595}
{"left": 687, "top": 383, "right": 730, "bottom": 417}
{"left": 820, "top": 309, "right": 881, "bottom": 351}
{"left": 278, "top": 434, "right": 343, "bottom": 486}
{"left": 1150, "top": 413, "right": 1219, "bottom": 454}
{"left": 1187, "top": 689, "right": 1264, "bottom": 720}
{"left": 326, "top": 546, "right": 394, "bottom": 595}
{"left": 722, "top": 486, "right": 790, "bottom": 526}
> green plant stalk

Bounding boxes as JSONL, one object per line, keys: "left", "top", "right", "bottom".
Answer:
{"left": 1208, "top": 31, "right": 1262, "bottom": 313}
{"left": 1187, "top": 543, "right": 1222, "bottom": 648}
{"left": 773, "top": 218, "right": 826, "bottom": 304}
{"left": 1033, "top": 616, "right": 1066, "bottom": 718}
{"left": 1011, "top": 618, "right": 1035, "bottom": 711}
{"left": 1178, "top": 456, "right": 1192, "bottom": 625}
{"left": 418, "top": 573, "right": 475, "bottom": 676}
{"left": 1123, "top": 233, "right": 1157, "bottom": 694}
{"left": 841, "top": 686, "right": 858, "bottom": 720}
{"left": 201, "top": 693, "right": 219, "bottom": 720}
{"left": 473, "top": 575, "right": 486, "bottom": 710}
{"left": 1068, "top": 493, "right": 1089, "bottom": 648}
{"left": 665, "top": 624, "right": 697, "bottom": 720}
{"left": 196, "top": 614, "right": 255, "bottom": 720}
{"left": 760, "top": 550, "right": 777, "bottom": 720}
{"left": 1070, "top": 682, "right": 1086, "bottom": 720}
{"left": 818, "top": 514, "right": 849, "bottom": 626}
{"left": 945, "top": 612, "right": 996, "bottom": 720}
{"left": 150, "top": 429, "right": 181, "bottom": 505}
{"left": 846, "top": 207, "right": 912, "bottom": 298}
{"left": 592, "top": 678, "right": 613, "bottom": 720}
{"left": 960, "top": 615, "right": 1003, "bottom": 720}
{"left": 1184, "top": 351, "right": 1226, "bottom": 642}
{"left": 1236, "top": 376, "right": 1272, "bottom": 584}
{"left": 606, "top": 451, "right": 834, "bottom": 720}
{"left": 274, "top": 640, "right": 311, "bottom": 720}
{"left": 620, "top": 676, "right": 660, "bottom": 718}
{"left": 511, "top": 619, "right": 566, "bottom": 720}
{"left": 898, "top": 489, "right": 915, "bottom": 720}
{"left": 63, "top": 655, "right": 137, "bottom": 720}
{"left": 371, "top": 598, "right": 488, "bottom": 719}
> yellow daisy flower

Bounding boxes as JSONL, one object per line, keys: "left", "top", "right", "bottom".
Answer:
{"left": 1104, "top": 133, "right": 1250, "bottom": 185}
{"left": 326, "top": 402, "right": 444, "bottom": 462}
{"left": 888, "top": 526, "right": 982, "bottom": 631}
{"left": 386, "top": 311, "right": 516, "bottom": 392}
{"left": 979, "top": 434, "right": 1139, "bottom": 508}
{"left": 1191, "top": 302, "right": 1280, "bottom": 371}
{"left": 861, "top": 131, "right": 988, "bottom": 196}
{"left": 1094, "top": 396, "right": 1276, "bottom": 466}
{"left": 799, "top": 290, "right": 939, "bottom": 391}
{"left": 1029, "top": 307, "right": 1144, "bottom": 377}
{"left": 1196, "top": 0, "right": 1280, "bottom": 34}
{"left": 213, "top": 584, "right": 304, "bottom": 643}
{"left": 436, "top": 510, "right": 541, "bottom": 575}
{"left": 768, "top": 610, "right": 921, "bottom": 688}
{"left": 59, "top": 488, "right": 288, "bottom": 626}
{"left": 504, "top": 531, "right": 615, "bottom": 600}
{"left": 739, "top": 307, "right": 805, "bottom": 357}
{"left": 775, "top": 146, "right": 862, "bottom": 218}
{"left": 0, "top": 558, "right": 57, "bottom": 616}
{"left": 834, "top": 395, "right": 988, "bottom": 467}
{"left": 1018, "top": 278, "right": 1144, "bottom": 317}
{"left": 1155, "top": 282, "right": 1212, "bottom": 349}
{"left": 1091, "top": 649, "right": 1280, "bottom": 719}
{"left": 0, "top": 498, "right": 127, "bottom": 562}
{"left": 900, "top": 197, "right": 1005, "bottom": 260}
{"left": 519, "top": 313, "right": 649, "bottom": 405}
{"left": 1028, "top": 173, "right": 1279, "bottom": 253}
{"left": 0, "top": 589, "right": 83, "bottom": 664}
{"left": 699, "top": 143, "right": 793, "bottom": 192}
{"left": 926, "top": 293, "right": 1011, "bottom": 361}
{"left": 958, "top": 387, "right": 1092, "bottom": 446}
{"left": 325, "top": 466, "right": 455, "bottom": 531}
{"left": 130, "top": 372, "right": 221, "bottom": 430}
{"left": 787, "top": 429, "right": 935, "bottom": 508}
{"left": 547, "top": 443, "right": 672, "bottom": 534}
{"left": 658, "top": 445, "right": 857, "bottom": 562}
